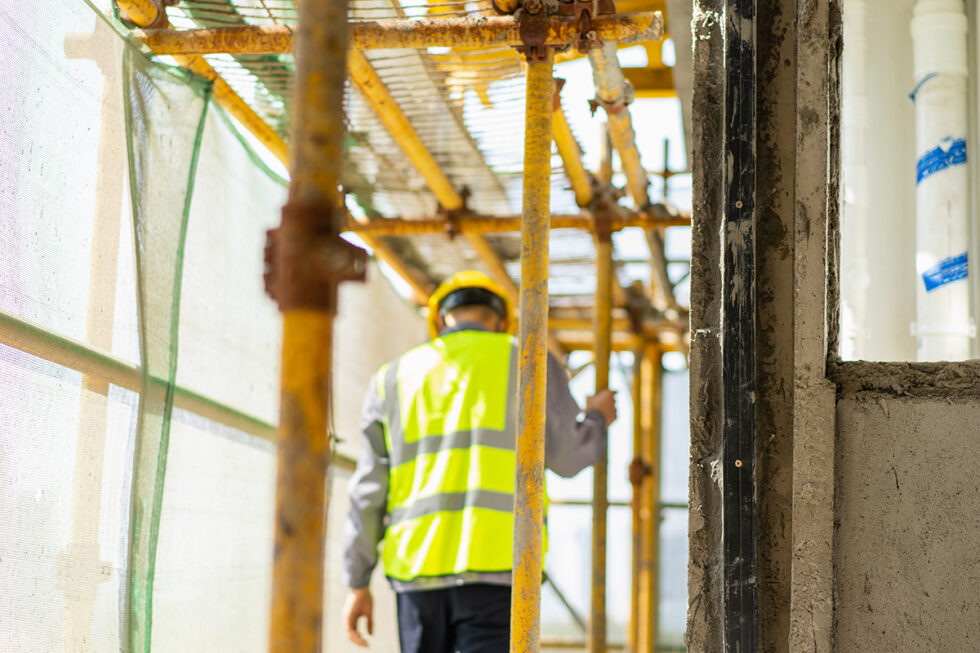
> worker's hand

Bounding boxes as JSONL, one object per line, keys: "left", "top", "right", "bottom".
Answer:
{"left": 343, "top": 587, "right": 374, "bottom": 647}
{"left": 585, "top": 389, "right": 617, "bottom": 426}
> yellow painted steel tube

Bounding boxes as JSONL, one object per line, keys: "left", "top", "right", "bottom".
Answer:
{"left": 628, "top": 345, "right": 644, "bottom": 653}
{"left": 343, "top": 212, "right": 690, "bottom": 236}
{"left": 116, "top": 0, "right": 289, "bottom": 166}
{"left": 269, "top": 0, "right": 349, "bottom": 649}
{"left": 270, "top": 312, "right": 334, "bottom": 653}
{"left": 640, "top": 342, "right": 662, "bottom": 652}
{"left": 179, "top": 55, "right": 290, "bottom": 165}
{"left": 589, "top": 238, "right": 614, "bottom": 653}
{"left": 552, "top": 100, "right": 594, "bottom": 208}
{"left": 510, "top": 49, "right": 554, "bottom": 653}
{"left": 346, "top": 50, "right": 519, "bottom": 316}
{"left": 348, "top": 49, "right": 462, "bottom": 210}
{"left": 135, "top": 14, "right": 662, "bottom": 54}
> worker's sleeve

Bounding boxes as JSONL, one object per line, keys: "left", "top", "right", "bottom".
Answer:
{"left": 543, "top": 352, "right": 608, "bottom": 478}
{"left": 341, "top": 374, "right": 390, "bottom": 589}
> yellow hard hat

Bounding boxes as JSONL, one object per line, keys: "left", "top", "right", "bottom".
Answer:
{"left": 427, "top": 270, "right": 515, "bottom": 339}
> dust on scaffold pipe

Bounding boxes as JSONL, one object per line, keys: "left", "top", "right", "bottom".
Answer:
{"left": 266, "top": 0, "right": 366, "bottom": 650}
{"left": 589, "top": 218, "right": 614, "bottom": 653}
{"left": 510, "top": 46, "right": 554, "bottom": 653}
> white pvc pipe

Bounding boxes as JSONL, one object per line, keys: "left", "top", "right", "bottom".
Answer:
{"left": 841, "top": 0, "right": 870, "bottom": 360}
{"left": 911, "top": 0, "right": 975, "bottom": 361}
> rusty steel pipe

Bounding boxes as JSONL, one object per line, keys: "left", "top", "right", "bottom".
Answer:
{"left": 343, "top": 212, "right": 690, "bottom": 236}
{"left": 134, "top": 14, "right": 662, "bottom": 54}
{"left": 588, "top": 235, "right": 614, "bottom": 653}
{"left": 510, "top": 49, "right": 554, "bottom": 653}
{"left": 268, "top": 0, "right": 350, "bottom": 650}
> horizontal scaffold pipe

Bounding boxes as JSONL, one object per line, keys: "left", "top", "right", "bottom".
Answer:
{"left": 133, "top": 13, "right": 663, "bottom": 55}
{"left": 0, "top": 309, "right": 358, "bottom": 473}
{"left": 344, "top": 210, "right": 689, "bottom": 236}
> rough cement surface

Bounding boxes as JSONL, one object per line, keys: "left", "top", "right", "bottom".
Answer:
{"left": 835, "top": 396, "right": 980, "bottom": 651}
{"left": 788, "top": 2, "right": 842, "bottom": 652}
{"left": 755, "top": 1, "right": 797, "bottom": 648}
{"left": 687, "top": 1, "right": 725, "bottom": 649}
{"left": 831, "top": 360, "right": 980, "bottom": 398}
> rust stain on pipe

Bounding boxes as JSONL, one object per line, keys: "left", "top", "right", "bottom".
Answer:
{"left": 510, "top": 49, "right": 554, "bottom": 653}
{"left": 133, "top": 13, "right": 662, "bottom": 54}
{"left": 116, "top": 0, "right": 289, "bottom": 166}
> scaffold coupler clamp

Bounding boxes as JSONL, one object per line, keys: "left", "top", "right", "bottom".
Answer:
{"left": 515, "top": 0, "right": 552, "bottom": 63}
{"left": 437, "top": 186, "right": 472, "bottom": 241}
{"left": 557, "top": 0, "right": 616, "bottom": 53}
{"left": 264, "top": 203, "right": 367, "bottom": 314}
{"left": 628, "top": 456, "right": 652, "bottom": 487}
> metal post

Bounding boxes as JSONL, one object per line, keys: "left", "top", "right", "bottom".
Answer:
{"left": 640, "top": 342, "right": 662, "bottom": 652}
{"left": 628, "top": 346, "right": 644, "bottom": 652}
{"left": 267, "top": 0, "right": 364, "bottom": 650}
{"left": 590, "top": 222, "right": 614, "bottom": 653}
{"left": 510, "top": 47, "right": 554, "bottom": 653}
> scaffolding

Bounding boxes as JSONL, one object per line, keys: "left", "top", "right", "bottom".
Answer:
{"left": 1, "top": 0, "right": 690, "bottom": 650}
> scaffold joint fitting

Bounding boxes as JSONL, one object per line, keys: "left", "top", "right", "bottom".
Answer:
{"left": 628, "top": 456, "right": 652, "bottom": 487}
{"left": 516, "top": 1, "right": 551, "bottom": 63}
{"left": 264, "top": 204, "right": 368, "bottom": 313}
{"left": 557, "top": 0, "right": 615, "bottom": 52}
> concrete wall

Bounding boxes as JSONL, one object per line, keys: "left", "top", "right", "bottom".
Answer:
{"left": 833, "top": 363, "right": 980, "bottom": 651}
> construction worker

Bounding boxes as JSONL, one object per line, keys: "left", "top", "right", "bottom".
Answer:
{"left": 341, "top": 270, "right": 617, "bottom": 652}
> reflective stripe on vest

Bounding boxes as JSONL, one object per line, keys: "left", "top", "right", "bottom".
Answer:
{"left": 380, "top": 330, "right": 518, "bottom": 581}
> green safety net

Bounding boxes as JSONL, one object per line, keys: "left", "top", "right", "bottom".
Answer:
{"left": 0, "top": 3, "right": 428, "bottom": 652}
{"left": 122, "top": 43, "right": 211, "bottom": 653}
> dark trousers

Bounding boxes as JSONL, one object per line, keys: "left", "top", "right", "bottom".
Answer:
{"left": 396, "top": 583, "right": 511, "bottom": 653}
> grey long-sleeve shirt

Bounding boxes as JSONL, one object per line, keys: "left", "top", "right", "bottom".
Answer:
{"left": 341, "top": 322, "right": 608, "bottom": 591}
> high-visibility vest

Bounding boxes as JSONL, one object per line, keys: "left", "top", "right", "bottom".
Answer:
{"left": 378, "top": 329, "right": 527, "bottom": 582}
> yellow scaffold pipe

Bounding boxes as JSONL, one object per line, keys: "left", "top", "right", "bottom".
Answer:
{"left": 510, "top": 48, "right": 554, "bottom": 653}
{"left": 589, "top": 227, "right": 614, "bottom": 653}
{"left": 267, "top": 0, "right": 358, "bottom": 650}
{"left": 117, "top": 0, "right": 289, "bottom": 165}
{"left": 639, "top": 341, "right": 663, "bottom": 652}
{"left": 346, "top": 49, "right": 519, "bottom": 309}
{"left": 133, "top": 14, "right": 663, "bottom": 54}
{"left": 552, "top": 81, "right": 594, "bottom": 208}
{"left": 343, "top": 211, "right": 690, "bottom": 236}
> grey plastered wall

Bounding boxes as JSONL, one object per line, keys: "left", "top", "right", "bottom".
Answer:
{"left": 833, "top": 363, "right": 980, "bottom": 651}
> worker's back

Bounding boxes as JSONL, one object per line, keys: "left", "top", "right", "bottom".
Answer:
{"left": 378, "top": 326, "right": 518, "bottom": 581}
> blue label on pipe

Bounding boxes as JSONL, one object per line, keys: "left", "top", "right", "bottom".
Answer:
{"left": 922, "top": 252, "right": 968, "bottom": 292}
{"left": 917, "top": 138, "right": 967, "bottom": 183}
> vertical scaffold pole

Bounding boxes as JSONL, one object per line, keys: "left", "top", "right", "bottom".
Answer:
{"left": 590, "top": 220, "right": 614, "bottom": 653}
{"left": 628, "top": 345, "right": 645, "bottom": 652}
{"left": 511, "top": 47, "right": 555, "bottom": 653}
{"left": 639, "top": 342, "right": 662, "bottom": 652}
{"left": 267, "top": 0, "right": 364, "bottom": 651}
